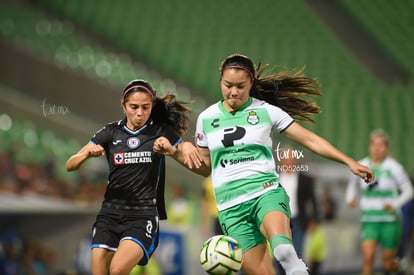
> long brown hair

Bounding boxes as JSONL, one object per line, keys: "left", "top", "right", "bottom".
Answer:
{"left": 220, "top": 54, "right": 322, "bottom": 122}
{"left": 122, "top": 79, "right": 191, "bottom": 136}
{"left": 152, "top": 94, "right": 191, "bottom": 136}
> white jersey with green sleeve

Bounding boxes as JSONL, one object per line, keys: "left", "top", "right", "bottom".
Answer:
{"left": 347, "top": 156, "right": 413, "bottom": 222}
{"left": 195, "top": 97, "right": 294, "bottom": 211}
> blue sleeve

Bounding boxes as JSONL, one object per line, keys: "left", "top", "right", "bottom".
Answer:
{"left": 162, "top": 125, "right": 181, "bottom": 147}
{"left": 91, "top": 125, "right": 110, "bottom": 148}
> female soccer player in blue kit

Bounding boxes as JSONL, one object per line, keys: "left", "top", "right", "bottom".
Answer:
{"left": 66, "top": 79, "right": 196, "bottom": 275}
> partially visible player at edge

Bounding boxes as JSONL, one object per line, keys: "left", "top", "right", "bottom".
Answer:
{"left": 66, "top": 79, "right": 197, "bottom": 275}
{"left": 154, "top": 54, "right": 374, "bottom": 275}
{"left": 346, "top": 129, "right": 413, "bottom": 274}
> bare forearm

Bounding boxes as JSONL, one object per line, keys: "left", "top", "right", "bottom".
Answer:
{"left": 170, "top": 144, "right": 211, "bottom": 177}
{"left": 189, "top": 163, "right": 211, "bottom": 177}
{"left": 154, "top": 138, "right": 211, "bottom": 177}
{"left": 66, "top": 143, "right": 104, "bottom": 171}
{"left": 284, "top": 122, "right": 374, "bottom": 182}
{"left": 66, "top": 152, "right": 89, "bottom": 171}
{"left": 305, "top": 135, "right": 353, "bottom": 166}
{"left": 284, "top": 123, "right": 353, "bottom": 166}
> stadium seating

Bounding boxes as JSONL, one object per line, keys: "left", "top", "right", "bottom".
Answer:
{"left": 1, "top": 2, "right": 413, "bottom": 274}
{"left": 338, "top": 0, "right": 414, "bottom": 77}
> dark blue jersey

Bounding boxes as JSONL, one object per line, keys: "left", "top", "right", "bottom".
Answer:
{"left": 91, "top": 117, "right": 181, "bottom": 219}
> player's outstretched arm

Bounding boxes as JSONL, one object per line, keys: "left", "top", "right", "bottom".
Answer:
{"left": 66, "top": 143, "right": 105, "bottom": 171}
{"left": 283, "top": 122, "right": 374, "bottom": 183}
{"left": 154, "top": 137, "right": 211, "bottom": 177}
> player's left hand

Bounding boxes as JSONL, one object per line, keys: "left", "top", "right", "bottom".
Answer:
{"left": 178, "top": 141, "right": 203, "bottom": 169}
{"left": 153, "top": 137, "right": 175, "bottom": 155}
{"left": 384, "top": 203, "right": 394, "bottom": 212}
{"left": 349, "top": 161, "right": 374, "bottom": 183}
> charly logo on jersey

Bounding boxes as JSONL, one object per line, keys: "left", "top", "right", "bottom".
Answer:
{"left": 247, "top": 111, "right": 259, "bottom": 125}
{"left": 211, "top": 118, "right": 220, "bottom": 128}
{"left": 127, "top": 137, "right": 140, "bottom": 149}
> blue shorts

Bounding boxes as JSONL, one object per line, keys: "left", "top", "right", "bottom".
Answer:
{"left": 91, "top": 207, "right": 159, "bottom": 265}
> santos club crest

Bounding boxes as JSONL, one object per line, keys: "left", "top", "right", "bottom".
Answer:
{"left": 247, "top": 111, "right": 259, "bottom": 125}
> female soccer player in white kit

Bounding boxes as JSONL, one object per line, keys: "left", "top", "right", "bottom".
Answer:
{"left": 346, "top": 128, "right": 413, "bottom": 274}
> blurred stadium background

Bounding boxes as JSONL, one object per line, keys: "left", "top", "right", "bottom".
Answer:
{"left": 0, "top": 0, "right": 413, "bottom": 274}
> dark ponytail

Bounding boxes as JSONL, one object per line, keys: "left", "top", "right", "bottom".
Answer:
{"left": 151, "top": 94, "right": 191, "bottom": 136}
{"left": 221, "top": 54, "right": 322, "bottom": 122}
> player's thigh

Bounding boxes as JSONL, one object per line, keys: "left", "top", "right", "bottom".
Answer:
{"left": 91, "top": 247, "right": 114, "bottom": 275}
{"left": 219, "top": 201, "right": 266, "bottom": 253}
{"left": 260, "top": 210, "right": 291, "bottom": 240}
{"left": 380, "top": 220, "right": 402, "bottom": 250}
{"left": 361, "top": 240, "right": 377, "bottom": 262}
{"left": 110, "top": 240, "right": 144, "bottom": 274}
{"left": 255, "top": 189, "right": 292, "bottom": 239}
{"left": 361, "top": 222, "right": 380, "bottom": 243}
{"left": 242, "top": 242, "right": 275, "bottom": 275}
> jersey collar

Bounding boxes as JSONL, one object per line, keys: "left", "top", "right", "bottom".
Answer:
{"left": 219, "top": 97, "right": 252, "bottom": 116}
{"left": 119, "top": 117, "right": 153, "bottom": 135}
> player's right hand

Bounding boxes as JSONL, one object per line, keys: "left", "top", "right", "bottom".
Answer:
{"left": 88, "top": 144, "right": 105, "bottom": 157}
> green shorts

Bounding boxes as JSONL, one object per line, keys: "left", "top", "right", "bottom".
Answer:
{"left": 360, "top": 219, "right": 402, "bottom": 250}
{"left": 218, "top": 187, "right": 291, "bottom": 252}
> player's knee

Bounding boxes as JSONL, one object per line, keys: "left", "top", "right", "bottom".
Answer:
{"left": 383, "top": 258, "right": 399, "bottom": 272}
{"left": 110, "top": 263, "right": 130, "bottom": 275}
{"left": 242, "top": 263, "right": 276, "bottom": 275}
{"left": 363, "top": 252, "right": 376, "bottom": 263}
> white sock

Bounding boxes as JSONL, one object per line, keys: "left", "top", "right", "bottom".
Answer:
{"left": 273, "top": 244, "right": 309, "bottom": 275}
